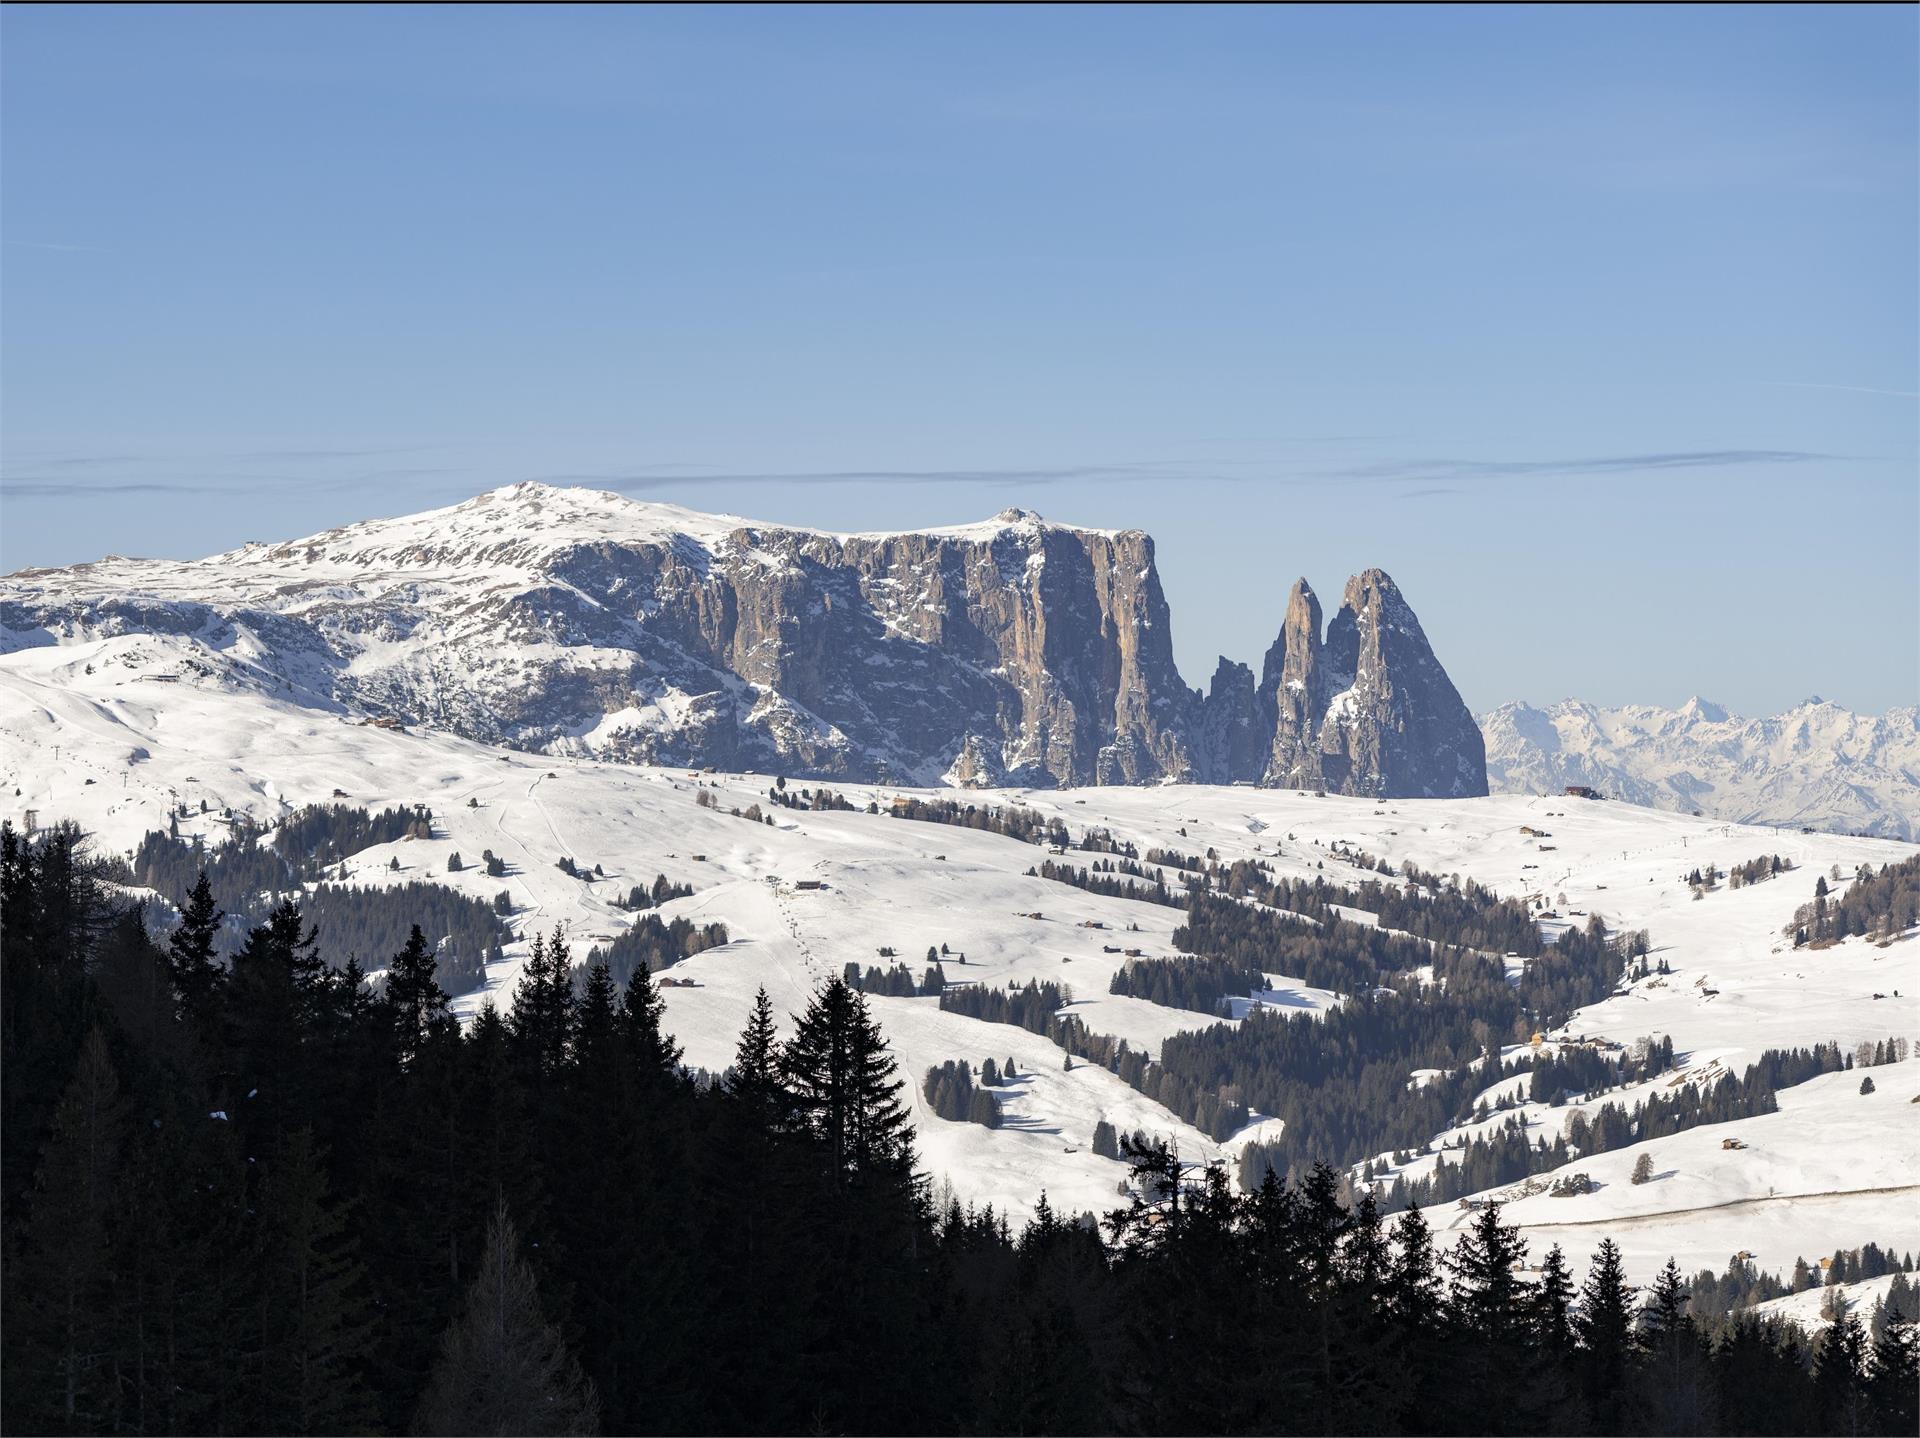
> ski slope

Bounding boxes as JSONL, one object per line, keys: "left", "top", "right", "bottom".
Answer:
{"left": 3, "top": 630, "right": 1915, "bottom": 1279}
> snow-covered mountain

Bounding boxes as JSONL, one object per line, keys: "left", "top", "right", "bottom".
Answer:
{"left": 1480, "top": 698, "right": 1920, "bottom": 841}
{"left": 1, "top": 482, "right": 1487, "bottom": 797}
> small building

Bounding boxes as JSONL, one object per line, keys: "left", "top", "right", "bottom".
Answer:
{"left": 1564, "top": 785, "right": 1603, "bottom": 800}
{"left": 22, "top": 809, "right": 39, "bottom": 833}
{"left": 794, "top": 879, "right": 825, "bottom": 891}
{"left": 1721, "top": 1137, "right": 1747, "bottom": 1151}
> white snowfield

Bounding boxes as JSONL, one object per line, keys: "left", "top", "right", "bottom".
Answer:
{"left": 2, "top": 631, "right": 1915, "bottom": 1288}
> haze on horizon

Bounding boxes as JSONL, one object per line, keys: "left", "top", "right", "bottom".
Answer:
{"left": 2, "top": 4, "right": 1915, "bottom": 717}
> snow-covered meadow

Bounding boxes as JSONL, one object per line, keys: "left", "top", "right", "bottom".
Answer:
{"left": 4, "top": 630, "right": 1915, "bottom": 1303}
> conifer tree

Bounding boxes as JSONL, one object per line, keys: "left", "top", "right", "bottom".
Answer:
{"left": 167, "top": 870, "right": 225, "bottom": 1016}
{"left": 1449, "top": 1203, "right": 1529, "bottom": 1343}
{"left": 1388, "top": 1202, "right": 1443, "bottom": 1331}
{"left": 1639, "top": 1256, "right": 1716, "bottom": 1434}
{"left": 413, "top": 1203, "right": 600, "bottom": 1436}
{"left": 254, "top": 1127, "right": 377, "bottom": 1434}
{"left": 726, "top": 986, "right": 785, "bottom": 1122}
{"left": 385, "top": 923, "right": 451, "bottom": 1065}
{"left": 780, "top": 978, "right": 914, "bottom": 1185}
{"left": 1577, "top": 1237, "right": 1636, "bottom": 1430}
{"left": 1865, "top": 1301, "right": 1917, "bottom": 1437}
{"left": 509, "top": 930, "right": 575, "bottom": 1081}
{"left": 1531, "top": 1243, "right": 1576, "bottom": 1356}
{"left": 8, "top": 1028, "right": 128, "bottom": 1434}
{"left": 619, "top": 956, "right": 683, "bottom": 1084}
{"left": 572, "top": 960, "right": 620, "bottom": 1088}
{"left": 1813, "top": 1294, "right": 1870, "bottom": 1436}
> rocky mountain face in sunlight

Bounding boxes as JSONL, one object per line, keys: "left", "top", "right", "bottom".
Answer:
{"left": 1, "top": 482, "right": 1487, "bottom": 797}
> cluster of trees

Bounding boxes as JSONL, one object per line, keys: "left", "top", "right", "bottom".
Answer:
{"left": 922, "top": 1060, "right": 1001, "bottom": 1127}
{"left": 885, "top": 795, "right": 1063, "bottom": 845}
{"left": 1855, "top": 1035, "right": 1911, "bottom": 1068}
{"left": 5, "top": 820, "right": 1915, "bottom": 1436}
{"left": 939, "top": 978, "right": 1069, "bottom": 1036}
{"left": 1528, "top": 1036, "right": 1676, "bottom": 1103}
{"left": 121, "top": 816, "right": 508, "bottom": 993}
{"left": 610, "top": 874, "right": 695, "bottom": 911}
{"left": 1108, "top": 954, "right": 1268, "bottom": 1015}
{"left": 1727, "top": 854, "right": 1794, "bottom": 888}
{"left": 1090, "top": 1119, "right": 1155, "bottom": 1161}
{"left": 1147, "top": 926, "right": 1630, "bottom": 1171}
{"left": 1797, "top": 1245, "right": 1918, "bottom": 1293}
{"left": 585, "top": 913, "right": 730, "bottom": 991}
{"left": 1382, "top": 1042, "right": 1853, "bottom": 1211}
{"left": 271, "top": 803, "right": 436, "bottom": 864}
{"left": 844, "top": 960, "right": 945, "bottom": 997}
{"left": 1031, "top": 857, "right": 1185, "bottom": 908}
{"left": 1099, "top": 1146, "right": 1915, "bottom": 1436}
{"left": 765, "top": 782, "right": 858, "bottom": 812}
{"left": 1793, "top": 856, "right": 1919, "bottom": 946}
{"left": 1174, "top": 892, "right": 1438, "bottom": 994}
{"left": 129, "top": 804, "right": 431, "bottom": 910}
{"left": 299, "top": 881, "right": 507, "bottom": 994}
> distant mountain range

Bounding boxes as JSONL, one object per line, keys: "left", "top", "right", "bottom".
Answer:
{"left": 1, "top": 482, "right": 1488, "bottom": 798}
{"left": 1480, "top": 697, "right": 1920, "bottom": 840}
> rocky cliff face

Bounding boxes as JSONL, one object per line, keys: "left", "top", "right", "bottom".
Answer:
{"left": 1195, "top": 570, "right": 1488, "bottom": 798}
{"left": 1, "top": 483, "right": 1487, "bottom": 796}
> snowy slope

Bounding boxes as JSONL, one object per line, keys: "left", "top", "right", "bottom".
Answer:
{"left": 4, "top": 631, "right": 1915, "bottom": 1282}
{"left": 1481, "top": 697, "right": 1920, "bottom": 841}
{"left": 1748, "top": 1273, "right": 1908, "bottom": 1334}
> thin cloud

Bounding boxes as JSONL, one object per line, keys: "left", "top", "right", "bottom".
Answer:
{"left": 3, "top": 239, "right": 107, "bottom": 254}
{"left": 1761, "top": 382, "right": 1919, "bottom": 400}
{"left": 1333, "top": 450, "right": 1835, "bottom": 484}
{"left": 3, "top": 480, "right": 229, "bottom": 497}
{"left": 2, "top": 466, "right": 458, "bottom": 500}
{"left": 538, "top": 463, "right": 1202, "bottom": 490}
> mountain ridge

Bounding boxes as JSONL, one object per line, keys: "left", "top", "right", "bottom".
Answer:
{"left": 1480, "top": 695, "right": 1920, "bottom": 840}
{"left": 1, "top": 482, "right": 1489, "bottom": 797}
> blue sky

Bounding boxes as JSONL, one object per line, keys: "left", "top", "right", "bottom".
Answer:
{"left": 4, "top": 4, "right": 1915, "bottom": 714}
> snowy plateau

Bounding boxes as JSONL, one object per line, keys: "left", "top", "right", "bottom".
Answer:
{"left": 2, "top": 485, "right": 1916, "bottom": 1331}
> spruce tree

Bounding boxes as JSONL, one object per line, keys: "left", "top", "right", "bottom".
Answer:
{"left": 1639, "top": 1256, "right": 1716, "bottom": 1434}
{"left": 1449, "top": 1203, "right": 1528, "bottom": 1343}
{"left": 1577, "top": 1237, "right": 1636, "bottom": 1430}
{"left": 721, "top": 990, "right": 783, "bottom": 1121}
{"left": 619, "top": 956, "right": 683, "bottom": 1084}
{"left": 1531, "top": 1243, "right": 1575, "bottom": 1356}
{"left": 7, "top": 1027, "right": 127, "bottom": 1434}
{"left": 1865, "top": 1301, "right": 1917, "bottom": 1436}
{"left": 1813, "top": 1294, "right": 1870, "bottom": 1436}
{"left": 413, "top": 1203, "right": 600, "bottom": 1436}
{"left": 781, "top": 978, "right": 914, "bottom": 1185}
{"left": 253, "top": 1127, "right": 377, "bottom": 1434}
{"left": 508, "top": 930, "right": 575, "bottom": 1081}
{"left": 385, "top": 923, "right": 451, "bottom": 1064}
{"left": 167, "top": 870, "right": 225, "bottom": 1017}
